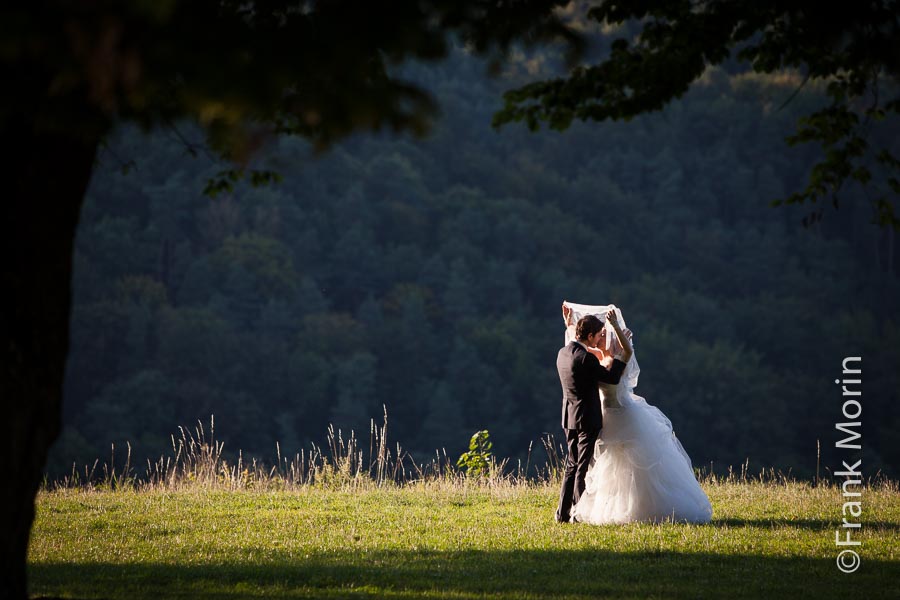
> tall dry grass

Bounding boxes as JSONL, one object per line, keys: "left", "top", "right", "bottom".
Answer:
{"left": 52, "top": 408, "right": 531, "bottom": 491}
{"left": 48, "top": 410, "right": 898, "bottom": 494}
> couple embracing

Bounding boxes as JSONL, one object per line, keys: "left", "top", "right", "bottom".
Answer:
{"left": 555, "top": 301, "right": 712, "bottom": 525}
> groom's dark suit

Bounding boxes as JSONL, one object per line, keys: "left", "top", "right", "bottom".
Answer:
{"left": 555, "top": 340, "right": 627, "bottom": 523}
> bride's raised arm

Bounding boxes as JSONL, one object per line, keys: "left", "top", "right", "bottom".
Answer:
{"left": 606, "top": 309, "right": 633, "bottom": 363}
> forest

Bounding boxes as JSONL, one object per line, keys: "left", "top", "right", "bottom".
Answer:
{"left": 48, "top": 46, "right": 900, "bottom": 481}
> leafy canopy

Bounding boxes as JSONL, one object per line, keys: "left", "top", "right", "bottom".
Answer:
{"left": 493, "top": 1, "right": 900, "bottom": 229}
{"left": 3, "top": 1, "right": 584, "bottom": 193}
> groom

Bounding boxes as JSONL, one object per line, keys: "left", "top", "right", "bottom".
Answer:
{"left": 555, "top": 310, "right": 630, "bottom": 523}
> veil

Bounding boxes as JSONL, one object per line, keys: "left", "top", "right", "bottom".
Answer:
{"left": 562, "top": 300, "right": 641, "bottom": 405}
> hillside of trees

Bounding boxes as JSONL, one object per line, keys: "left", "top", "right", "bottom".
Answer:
{"left": 48, "top": 48, "right": 899, "bottom": 480}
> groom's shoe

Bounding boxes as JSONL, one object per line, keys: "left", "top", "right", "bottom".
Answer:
{"left": 554, "top": 511, "right": 571, "bottom": 524}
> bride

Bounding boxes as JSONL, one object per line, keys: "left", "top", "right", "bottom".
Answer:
{"left": 563, "top": 301, "right": 713, "bottom": 525}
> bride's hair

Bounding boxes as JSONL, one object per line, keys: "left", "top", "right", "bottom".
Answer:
{"left": 575, "top": 315, "right": 603, "bottom": 342}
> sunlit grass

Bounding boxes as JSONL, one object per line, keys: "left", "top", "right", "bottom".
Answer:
{"left": 29, "top": 479, "right": 900, "bottom": 599}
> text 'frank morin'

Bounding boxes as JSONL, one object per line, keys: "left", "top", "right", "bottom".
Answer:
{"left": 834, "top": 356, "right": 862, "bottom": 574}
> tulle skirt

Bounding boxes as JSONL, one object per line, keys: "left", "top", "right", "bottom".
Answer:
{"left": 573, "top": 396, "right": 713, "bottom": 524}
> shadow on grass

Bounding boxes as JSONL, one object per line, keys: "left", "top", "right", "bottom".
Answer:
{"left": 711, "top": 517, "right": 900, "bottom": 533}
{"left": 30, "top": 548, "right": 900, "bottom": 599}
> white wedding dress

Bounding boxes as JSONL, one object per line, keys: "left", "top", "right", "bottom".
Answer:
{"left": 564, "top": 302, "right": 713, "bottom": 525}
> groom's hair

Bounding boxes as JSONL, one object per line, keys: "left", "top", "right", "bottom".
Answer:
{"left": 575, "top": 315, "right": 604, "bottom": 342}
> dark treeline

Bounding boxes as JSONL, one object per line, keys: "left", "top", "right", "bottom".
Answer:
{"left": 49, "top": 48, "right": 899, "bottom": 480}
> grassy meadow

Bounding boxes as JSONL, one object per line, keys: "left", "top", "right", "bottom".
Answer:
{"left": 28, "top": 477, "right": 900, "bottom": 599}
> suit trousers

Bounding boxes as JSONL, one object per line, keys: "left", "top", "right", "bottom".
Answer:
{"left": 556, "top": 427, "right": 600, "bottom": 522}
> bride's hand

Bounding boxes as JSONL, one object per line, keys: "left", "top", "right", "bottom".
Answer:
{"left": 605, "top": 309, "right": 619, "bottom": 328}
{"left": 562, "top": 302, "right": 573, "bottom": 326}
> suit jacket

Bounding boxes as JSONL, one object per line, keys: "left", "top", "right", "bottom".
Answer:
{"left": 557, "top": 341, "right": 627, "bottom": 430}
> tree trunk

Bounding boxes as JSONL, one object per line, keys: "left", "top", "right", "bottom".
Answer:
{"left": 2, "top": 116, "right": 99, "bottom": 599}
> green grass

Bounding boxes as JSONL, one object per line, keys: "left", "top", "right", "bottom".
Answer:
{"left": 28, "top": 480, "right": 900, "bottom": 599}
